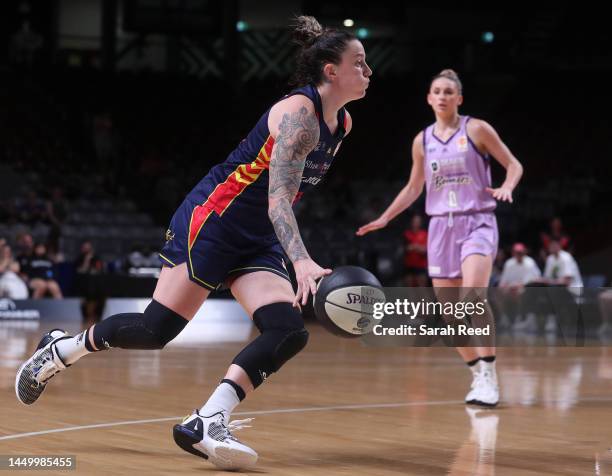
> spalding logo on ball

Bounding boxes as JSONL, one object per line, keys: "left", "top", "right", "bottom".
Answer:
{"left": 313, "top": 266, "right": 385, "bottom": 338}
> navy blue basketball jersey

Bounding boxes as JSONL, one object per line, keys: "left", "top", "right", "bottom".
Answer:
{"left": 185, "top": 84, "right": 347, "bottom": 248}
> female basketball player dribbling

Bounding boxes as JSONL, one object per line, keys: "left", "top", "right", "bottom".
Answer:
{"left": 16, "top": 16, "right": 371, "bottom": 470}
{"left": 357, "top": 69, "right": 522, "bottom": 407}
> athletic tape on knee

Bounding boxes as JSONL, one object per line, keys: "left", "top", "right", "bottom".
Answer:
{"left": 232, "top": 302, "right": 308, "bottom": 387}
{"left": 93, "top": 300, "right": 187, "bottom": 350}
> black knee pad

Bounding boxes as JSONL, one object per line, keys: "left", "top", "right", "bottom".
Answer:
{"left": 232, "top": 302, "right": 308, "bottom": 388}
{"left": 93, "top": 300, "right": 188, "bottom": 350}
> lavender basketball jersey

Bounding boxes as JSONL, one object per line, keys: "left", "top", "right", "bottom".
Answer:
{"left": 423, "top": 116, "right": 496, "bottom": 216}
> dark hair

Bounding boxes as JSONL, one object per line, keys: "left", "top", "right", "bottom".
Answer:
{"left": 290, "top": 15, "right": 357, "bottom": 87}
{"left": 430, "top": 69, "right": 463, "bottom": 94}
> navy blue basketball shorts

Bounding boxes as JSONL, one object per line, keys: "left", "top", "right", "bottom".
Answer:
{"left": 159, "top": 199, "right": 291, "bottom": 291}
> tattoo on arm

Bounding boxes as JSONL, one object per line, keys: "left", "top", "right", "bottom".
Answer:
{"left": 268, "top": 106, "right": 319, "bottom": 262}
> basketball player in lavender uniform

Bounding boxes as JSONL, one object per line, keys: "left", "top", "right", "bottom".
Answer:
{"left": 357, "top": 69, "right": 522, "bottom": 407}
{"left": 15, "top": 16, "right": 372, "bottom": 470}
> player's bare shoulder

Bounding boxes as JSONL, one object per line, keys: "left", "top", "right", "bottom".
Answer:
{"left": 268, "top": 94, "right": 319, "bottom": 139}
{"left": 412, "top": 130, "right": 425, "bottom": 158}
{"left": 466, "top": 117, "right": 495, "bottom": 140}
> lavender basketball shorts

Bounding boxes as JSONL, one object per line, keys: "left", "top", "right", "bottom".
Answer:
{"left": 427, "top": 212, "right": 498, "bottom": 279}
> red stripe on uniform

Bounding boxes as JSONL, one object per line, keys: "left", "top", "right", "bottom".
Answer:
{"left": 188, "top": 135, "right": 275, "bottom": 249}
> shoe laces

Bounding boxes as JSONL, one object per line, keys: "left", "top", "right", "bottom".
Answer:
{"left": 32, "top": 349, "right": 61, "bottom": 386}
{"left": 218, "top": 415, "right": 254, "bottom": 442}
{"left": 228, "top": 418, "right": 254, "bottom": 432}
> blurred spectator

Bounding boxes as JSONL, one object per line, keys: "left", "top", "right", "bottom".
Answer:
{"left": 74, "top": 240, "right": 104, "bottom": 323}
{"left": 489, "top": 249, "right": 506, "bottom": 287}
{"left": 541, "top": 238, "right": 583, "bottom": 290}
{"left": 14, "top": 190, "right": 48, "bottom": 226}
{"left": 75, "top": 240, "right": 104, "bottom": 274}
{"left": 499, "top": 243, "right": 541, "bottom": 288}
{"left": 403, "top": 214, "right": 428, "bottom": 287}
{"left": 497, "top": 243, "right": 541, "bottom": 330}
{"left": 0, "top": 239, "right": 28, "bottom": 299}
{"left": 539, "top": 217, "right": 571, "bottom": 264}
{"left": 19, "top": 242, "right": 63, "bottom": 299}
{"left": 93, "top": 112, "right": 122, "bottom": 190}
{"left": 15, "top": 232, "right": 34, "bottom": 260}
{"left": 525, "top": 238, "right": 583, "bottom": 333}
{"left": 46, "top": 186, "right": 69, "bottom": 251}
{"left": 598, "top": 287, "right": 612, "bottom": 339}
{"left": 46, "top": 187, "right": 68, "bottom": 227}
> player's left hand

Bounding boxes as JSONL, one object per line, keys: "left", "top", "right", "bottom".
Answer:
{"left": 292, "top": 258, "right": 332, "bottom": 307}
{"left": 485, "top": 187, "right": 513, "bottom": 203}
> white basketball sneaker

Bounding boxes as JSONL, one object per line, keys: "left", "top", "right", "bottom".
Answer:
{"left": 465, "top": 371, "right": 481, "bottom": 405}
{"left": 15, "top": 329, "right": 71, "bottom": 405}
{"left": 173, "top": 410, "right": 257, "bottom": 470}
{"left": 466, "top": 368, "right": 499, "bottom": 407}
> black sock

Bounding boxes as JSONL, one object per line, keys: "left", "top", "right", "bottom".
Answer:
{"left": 221, "top": 379, "right": 246, "bottom": 401}
{"left": 83, "top": 329, "right": 97, "bottom": 352}
{"left": 466, "top": 357, "right": 481, "bottom": 367}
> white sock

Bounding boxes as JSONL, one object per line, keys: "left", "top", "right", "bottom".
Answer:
{"left": 55, "top": 330, "right": 94, "bottom": 365}
{"left": 200, "top": 382, "right": 241, "bottom": 418}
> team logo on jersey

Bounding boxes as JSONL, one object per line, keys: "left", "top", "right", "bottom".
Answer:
{"left": 165, "top": 229, "right": 175, "bottom": 242}
{"left": 430, "top": 160, "right": 440, "bottom": 173}
{"left": 457, "top": 135, "right": 468, "bottom": 152}
{"left": 433, "top": 174, "right": 472, "bottom": 191}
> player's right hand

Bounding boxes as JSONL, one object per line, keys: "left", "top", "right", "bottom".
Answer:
{"left": 292, "top": 258, "right": 332, "bottom": 307}
{"left": 356, "top": 216, "right": 389, "bottom": 236}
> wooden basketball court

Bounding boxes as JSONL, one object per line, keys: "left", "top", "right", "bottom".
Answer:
{"left": 1, "top": 320, "right": 611, "bottom": 475}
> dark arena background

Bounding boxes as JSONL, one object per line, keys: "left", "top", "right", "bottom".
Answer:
{"left": 1, "top": 1, "right": 612, "bottom": 475}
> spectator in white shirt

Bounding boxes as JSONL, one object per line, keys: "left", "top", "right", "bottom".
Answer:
{"left": 526, "top": 238, "right": 583, "bottom": 333}
{"left": 0, "top": 240, "right": 29, "bottom": 299}
{"left": 499, "top": 243, "right": 541, "bottom": 288}
{"left": 497, "top": 243, "right": 541, "bottom": 330}
{"left": 541, "top": 239, "right": 583, "bottom": 290}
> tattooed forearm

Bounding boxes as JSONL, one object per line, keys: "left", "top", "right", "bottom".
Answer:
{"left": 269, "top": 204, "right": 309, "bottom": 261}
{"left": 268, "top": 106, "right": 319, "bottom": 262}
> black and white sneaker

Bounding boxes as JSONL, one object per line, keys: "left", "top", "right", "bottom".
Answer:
{"left": 15, "top": 329, "right": 71, "bottom": 405}
{"left": 173, "top": 409, "right": 257, "bottom": 470}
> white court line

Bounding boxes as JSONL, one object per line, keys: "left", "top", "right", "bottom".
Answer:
{"left": 2, "top": 396, "right": 611, "bottom": 442}
{"left": 0, "top": 400, "right": 462, "bottom": 441}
